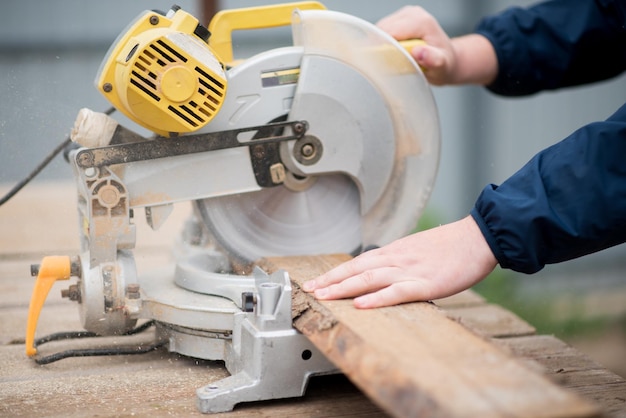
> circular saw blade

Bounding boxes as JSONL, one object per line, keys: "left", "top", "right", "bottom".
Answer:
{"left": 197, "top": 174, "right": 361, "bottom": 263}
{"left": 197, "top": 9, "right": 440, "bottom": 264}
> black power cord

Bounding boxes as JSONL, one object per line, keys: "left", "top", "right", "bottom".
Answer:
{"left": 35, "top": 341, "right": 167, "bottom": 365}
{"left": 33, "top": 320, "right": 164, "bottom": 365}
{"left": 0, "top": 107, "right": 115, "bottom": 207}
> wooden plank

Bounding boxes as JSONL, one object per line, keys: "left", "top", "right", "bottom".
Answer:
{"left": 493, "top": 335, "right": 626, "bottom": 386}
{"left": 0, "top": 182, "right": 191, "bottom": 256}
{"left": 0, "top": 182, "right": 80, "bottom": 255}
{"left": 0, "top": 341, "right": 384, "bottom": 418}
{"left": 575, "top": 383, "right": 626, "bottom": 418}
{"left": 433, "top": 289, "right": 485, "bottom": 309}
{"left": 259, "top": 255, "right": 600, "bottom": 418}
{"left": 493, "top": 335, "right": 626, "bottom": 409}
{"left": 446, "top": 304, "right": 536, "bottom": 338}
{"left": 494, "top": 335, "right": 604, "bottom": 376}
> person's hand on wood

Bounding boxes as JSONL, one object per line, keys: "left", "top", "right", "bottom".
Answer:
{"left": 302, "top": 216, "right": 497, "bottom": 308}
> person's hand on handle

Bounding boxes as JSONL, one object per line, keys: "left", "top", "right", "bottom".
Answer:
{"left": 377, "top": 6, "right": 498, "bottom": 86}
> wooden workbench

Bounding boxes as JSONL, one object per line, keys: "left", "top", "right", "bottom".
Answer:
{"left": 1, "top": 182, "right": 625, "bottom": 417}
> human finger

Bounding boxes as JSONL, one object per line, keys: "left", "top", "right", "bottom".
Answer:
{"left": 376, "top": 6, "right": 435, "bottom": 41}
{"left": 313, "top": 266, "right": 399, "bottom": 301}
{"left": 376, "top": 6, "right": 416, "bottom": 40}
{"left": 411, "top": 44, "right": 450, "bottom": 85}
{"left": 353, "top": 280, "right": 434, "bottom": 309}
{"left": 412, "top": 44, "right": 446, "bottom": 69}
{"left": 302, "top": 250, "right": 383, "bottom": 292}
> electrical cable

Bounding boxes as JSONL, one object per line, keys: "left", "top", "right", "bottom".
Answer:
{"left": 0, "top": 107, "right": 115, "bottom": 207}
{"left": 34, "top": 319, "right": 155, "bottom": 347}
{"left": 35, "top": 330, "right": 99, "bottom": 346}
{"left": 33, "top": 320, "right": 162, "bottom": 365}
{"left": 34, "top": 341, "right": 167, "bottom": 365}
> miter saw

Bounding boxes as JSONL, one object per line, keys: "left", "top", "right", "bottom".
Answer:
{"left": 24, "top": 2, "right": 440, "bottom": 413}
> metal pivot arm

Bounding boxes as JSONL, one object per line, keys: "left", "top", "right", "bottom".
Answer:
{"left": 75, "top": 120, "right": 308, "bottom": 169}
{"left": 25, "top": 256, "right": 79, "bottom": 356}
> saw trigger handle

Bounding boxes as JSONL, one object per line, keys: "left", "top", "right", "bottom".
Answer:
{"left": 208, "top": 1, "right": 326, "bottom": 63}
{"left": 25, "top": 256, "right": 74, "bottom": 357}
{"left": 399, "top": 39, "right": 426, "bottom": 55}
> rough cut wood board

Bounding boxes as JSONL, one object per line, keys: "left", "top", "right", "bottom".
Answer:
{"left": 260, "top": 255, "right": 600, "bottom": 418}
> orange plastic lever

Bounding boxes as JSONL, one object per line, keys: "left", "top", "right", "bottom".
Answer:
{"left": 25, "top": 256, "right": 72, "bottom": 357}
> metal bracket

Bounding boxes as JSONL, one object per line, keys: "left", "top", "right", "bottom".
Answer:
{"left": 195, "top": 267, "right": 336, "bottom": 413}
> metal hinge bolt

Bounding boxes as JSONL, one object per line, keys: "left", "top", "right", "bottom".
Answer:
{"left": 61, "top": 284, "right": 81, "bottom": 302}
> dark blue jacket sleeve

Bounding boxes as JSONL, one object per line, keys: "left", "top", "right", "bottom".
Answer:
{"left": 475, "top": 0, "right": 626, "bottom": 96}
{"left": 471, "top": 103, "right": 626, "bottom": 273}
{"left": 469, "top": 0, "right": 626, "bottom": 273}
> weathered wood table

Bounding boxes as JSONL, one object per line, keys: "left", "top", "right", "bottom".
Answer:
{"left": 1, "top": 183, "right": 625, "bottom": 417}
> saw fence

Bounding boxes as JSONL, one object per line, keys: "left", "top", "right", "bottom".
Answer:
{"left": 1, "top": 182, "right": 625, "bottom": 417}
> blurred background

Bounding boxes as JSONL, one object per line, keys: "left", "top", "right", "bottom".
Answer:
{"left": 1, "top": 0, "right": 625, "bottom": 377}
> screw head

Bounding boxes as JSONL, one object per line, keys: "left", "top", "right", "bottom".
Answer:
{"left": 301, "top": 144, "right": 315, "bottom": 158}
{"left": 77, "top": 151, "right": 94, "bottom": 168}
{"left": 293, "top": 122, "right": 305, "bottom": 135}
{"left": 252, "top": 145, "right": 266, "bottom": 159}
{"left": 61, "top": 284, "right": 81, "bottom": 302}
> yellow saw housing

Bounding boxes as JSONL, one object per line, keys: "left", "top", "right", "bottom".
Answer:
{"left": 95, "top": 8, "right": 227, "bottom": 136}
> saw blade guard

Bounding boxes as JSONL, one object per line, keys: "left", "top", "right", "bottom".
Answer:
{"left": 197, "top": 9, "right": 440, "bottom": 263}
{"left": 290, "top": 9, "right": 440, "bottom": 248}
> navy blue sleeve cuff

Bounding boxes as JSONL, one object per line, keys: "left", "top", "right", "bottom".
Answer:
{"left": 471, "top": 102, "right": 626, "bottom": 274}
{"left": 470, "top": 204, "right": 512, "bottom": 271}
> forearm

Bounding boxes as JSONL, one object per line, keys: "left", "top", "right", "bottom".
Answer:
{"left": 449, "top": 34, "right": 498, "bottom": 86}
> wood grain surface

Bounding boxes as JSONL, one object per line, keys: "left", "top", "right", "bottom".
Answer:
{"left": 260, "top": 255, "right": 602, "bottom": 418}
